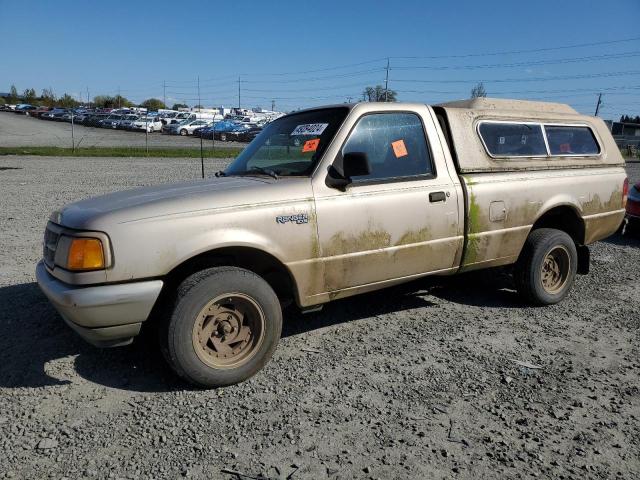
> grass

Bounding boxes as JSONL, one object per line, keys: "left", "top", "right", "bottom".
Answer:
{"left": 0, "top": 146, "right": 243, "bottom": 158}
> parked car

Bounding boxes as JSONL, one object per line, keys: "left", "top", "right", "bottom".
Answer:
{"left": 624, "top": 180, "right": 640, "bottom": 233}
{"left": 14, "top": 104, "right": 37, "bottom": 114}
{"left": 195, "top": 121, "right": 241, "bottom": 140}
{"left": 36, "top": 98, "right": 627, "bottom": 388}
{"left": 98, "top": 114, "right": 124, "bottom": 129}
{"left": 129, "top": 117, "right": 163, "bottom": 132}
{"left": 26, "top": 107, "right": 53, "bottom": 118}
{"left": 52, "top": 110, "right": 71, "bottom": 121}
{"left": 41, "top": 108, "right": 69, "bottom": 120}
{"left": 164, "top": 119, "right": 211, "bottom": 136}
{"left": 221, "top": 124, "right": 263, "bottom": 142}
{"left": 116, "top": 114, "right": 141, "bottom": 130}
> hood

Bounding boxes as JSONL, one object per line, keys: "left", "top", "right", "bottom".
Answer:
{"left": 52, "top": 176, "right": 311, "bottom": 230}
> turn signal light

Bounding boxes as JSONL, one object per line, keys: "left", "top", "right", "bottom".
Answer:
{"left": 67, "top": 238, "right": 105, "bottom": 270}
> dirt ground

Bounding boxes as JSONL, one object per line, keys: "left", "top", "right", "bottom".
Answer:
{"left": 0, "top": 111, "right": 243, "bottom": 149}
{"left": 0, "top": 155, "right": 638, "bottom": 480}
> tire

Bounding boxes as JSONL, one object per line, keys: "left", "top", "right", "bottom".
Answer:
{"left": 515, "top": 228, "right": 578, "bottom": 305}
{"left": 220, "top": 133, "right": 227, "bottom": 141}
{"left": 179, "top": 129, "right": 188, "bottom": 136}
{"left": 161, "top": 267, "right": 282, "bottom": 388}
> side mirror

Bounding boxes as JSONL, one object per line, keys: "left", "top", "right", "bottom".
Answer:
{"left": 325, "top": 151, "right": 371, "bottom": 190}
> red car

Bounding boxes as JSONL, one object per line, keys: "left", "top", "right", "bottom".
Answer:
{"left": 26, "top": 106, "right": 53, "bottom": 118}
{"left": 625, "top": 179, "right": 640, "bottom": 231}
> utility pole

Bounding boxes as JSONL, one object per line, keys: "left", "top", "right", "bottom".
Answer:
{"left": 237, "top": 75, "right": 241, "bottom": 110}
{"left": 594, "top": 93, "right": 603, "bottom": 116}
{"left": 163, "top": 80, "right": 166, "bottom": 109}
{"left": 197, "top": 76, "right": 201, "bottom": 112}
{"left": 118, "top": 86, "right": 121, "bottom": 109}
{"left": 384, "top": 57, "right": 390, "bottom": 102}
{"left": 86, "top": 87, "right": 90, "bottom": 106}
{"left": 271, "top": 99, "right": 275, "bottom": 112}
{"left": 71, "top": 111, "right": 75, "bottom": 153}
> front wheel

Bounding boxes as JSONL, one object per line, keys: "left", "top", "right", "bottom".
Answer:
{"left": 161, "top": 267, "right": 282, "bottom": 388}
{"left": 220, "top": 133, "right": 227, "bottom": 141}
{"left": 179, "top": 129, "right": 188, "bottom": 136}
{"left": 515, "top": 228, "right": 577, "bottom": 305}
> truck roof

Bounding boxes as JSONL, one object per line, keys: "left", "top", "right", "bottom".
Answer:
{"left": 436, "top": 97, "right": 578, "bottom": 115}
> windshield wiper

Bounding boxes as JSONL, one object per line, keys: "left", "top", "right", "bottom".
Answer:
{"left": 244, "top": 166, "right": 279, "bottom": 180}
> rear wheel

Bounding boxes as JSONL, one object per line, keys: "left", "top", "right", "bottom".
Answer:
{"left": 180, "top": 129, "right": 188, "bottom": 136}
{"left": 515, "top": 228, "right": 577, "bottom": 305}
{"left": 220, "top": 133, "right": 227, "bottom": 141}
{"left": 161, "top": 267, "right": 282, "bottom": 388}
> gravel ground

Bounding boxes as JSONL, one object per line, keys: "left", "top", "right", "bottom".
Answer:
{"left": 0, "top": 155, "right": 639, "bottom": 480}
{"left": 0, "top": 111, "right": 243, "bottom": 149}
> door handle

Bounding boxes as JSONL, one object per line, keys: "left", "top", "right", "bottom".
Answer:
{"left": 429, "top": 191, "right": 446, "bottom": 203}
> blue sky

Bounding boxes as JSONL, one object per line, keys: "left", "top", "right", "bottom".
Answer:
{"left": 1, "top": 0, "right": 639, "bottom": 119}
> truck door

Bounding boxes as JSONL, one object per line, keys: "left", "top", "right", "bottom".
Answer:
{"left": 313, "top": 108, "right": 462, "bottom": 294}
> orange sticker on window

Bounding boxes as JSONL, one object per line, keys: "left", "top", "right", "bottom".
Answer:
{"left": 302, "top": 138, "right": 320, "bottom": 152}
{"left": 391, "top": 139, "right": 408, "bottom": 158}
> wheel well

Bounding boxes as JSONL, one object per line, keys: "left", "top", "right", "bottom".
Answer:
{"left": 161, "top": 247, "right": 297, "bottom": 305}
{"left": 531, "top": 206, "right": 585, "bottom": 245}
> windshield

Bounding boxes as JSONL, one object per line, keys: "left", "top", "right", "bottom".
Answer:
{"left": 225, "top": 107, "right": 348, "bottom": 177}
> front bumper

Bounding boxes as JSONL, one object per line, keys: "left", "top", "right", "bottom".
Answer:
{"left": 36, "top": 261, "right": 163, "bottom": 347}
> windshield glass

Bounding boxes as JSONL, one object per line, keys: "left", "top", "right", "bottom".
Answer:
{"left": 225, "top": 107, "right": 348, "bottom": 177}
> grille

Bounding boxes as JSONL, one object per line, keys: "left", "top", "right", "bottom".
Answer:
{"left": 43, "top": 224, "right": 61, "bottom": 268}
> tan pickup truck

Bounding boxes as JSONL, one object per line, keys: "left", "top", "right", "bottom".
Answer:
{"left": 36, "top": 98, "right": 628, "bottom": 387}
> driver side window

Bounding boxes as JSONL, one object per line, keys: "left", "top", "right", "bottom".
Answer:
{"left": 343, "top": 112, "right": 433, "bottom": 182}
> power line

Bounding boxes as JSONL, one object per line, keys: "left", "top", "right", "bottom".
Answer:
{"left": 393, "top": 70, "right": 640, "bottom": 84}
{"left": 391, "top": 51, "right": 640, "bottom": 71}
{"left": 391, "top": 35, "right": 640, "bottom": 60}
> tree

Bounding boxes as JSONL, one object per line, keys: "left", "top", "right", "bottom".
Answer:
{"left": 619, "top": 115, "right": 640, "bottom": 124}
{"left": 140, "top": 98, "right": 166, "bottom": 111}
{"left": 93, "top": 94, "right": 132, "bottom": 109}
{"left": 23, "top": 88, "right": 37, "bottom": 104}
{"left": 41, "top": 88, "right": 56, "bottom": 107}
{"left": 470, "top": 82, "right": 487, "bottom": 98}
{"left": 8, "top": 84, "right": 18, "bottom": 103}
{"left": 172, "top": 103, "right": 188, "bottom": 110}
{"left": 362, "top": 85, "right": 397, "bottom": 102}
{"left": 57, "top": 93, "right": 80, "bottom": 108}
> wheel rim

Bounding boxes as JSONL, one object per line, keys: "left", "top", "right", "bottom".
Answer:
{"left": 192, "top": 293, "right": 265, "bottom": 369}
{"left": 540, "top": 245, "right": 571, "bottom": 294}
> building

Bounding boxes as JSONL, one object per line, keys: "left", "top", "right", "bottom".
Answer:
{"left": 605, "top": 120, "right": 640, "bottom": 148}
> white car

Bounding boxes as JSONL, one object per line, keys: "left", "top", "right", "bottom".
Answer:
{"left": 165, "top": 119, "right": 211, "bottom": 136}
{"left": 130, "top": 117, "right": 163, "bottom": 132}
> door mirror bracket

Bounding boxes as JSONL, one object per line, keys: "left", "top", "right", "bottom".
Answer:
{"left": 325, "top": 152, "right": 371, "bottom": 191}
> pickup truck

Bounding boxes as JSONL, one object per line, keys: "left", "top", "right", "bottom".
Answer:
{"left": 36, "top": 98, "right": 628, "bottom": 388}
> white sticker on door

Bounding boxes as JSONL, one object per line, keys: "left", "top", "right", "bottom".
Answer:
{"left": 291, "top": 123, "right": 329, "bottom": 136}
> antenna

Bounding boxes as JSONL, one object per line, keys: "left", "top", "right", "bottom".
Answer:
{"left": 198, "top": 75, "right": 204, "bottom": 179}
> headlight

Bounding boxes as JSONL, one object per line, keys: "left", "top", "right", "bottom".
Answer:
{"left": 55, "top": 235, "right": 106, "bottom": 271}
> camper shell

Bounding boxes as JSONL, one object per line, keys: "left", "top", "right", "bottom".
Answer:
{"left": 434, "top": 97, "right": 623, "bottom": 172}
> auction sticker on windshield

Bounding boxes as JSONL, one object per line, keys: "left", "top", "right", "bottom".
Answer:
{"left": 291, "top": 123, "right": 329, "bottom": 136}
{"left": 302, "top": 138, "right": 320, "bottom": 152}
